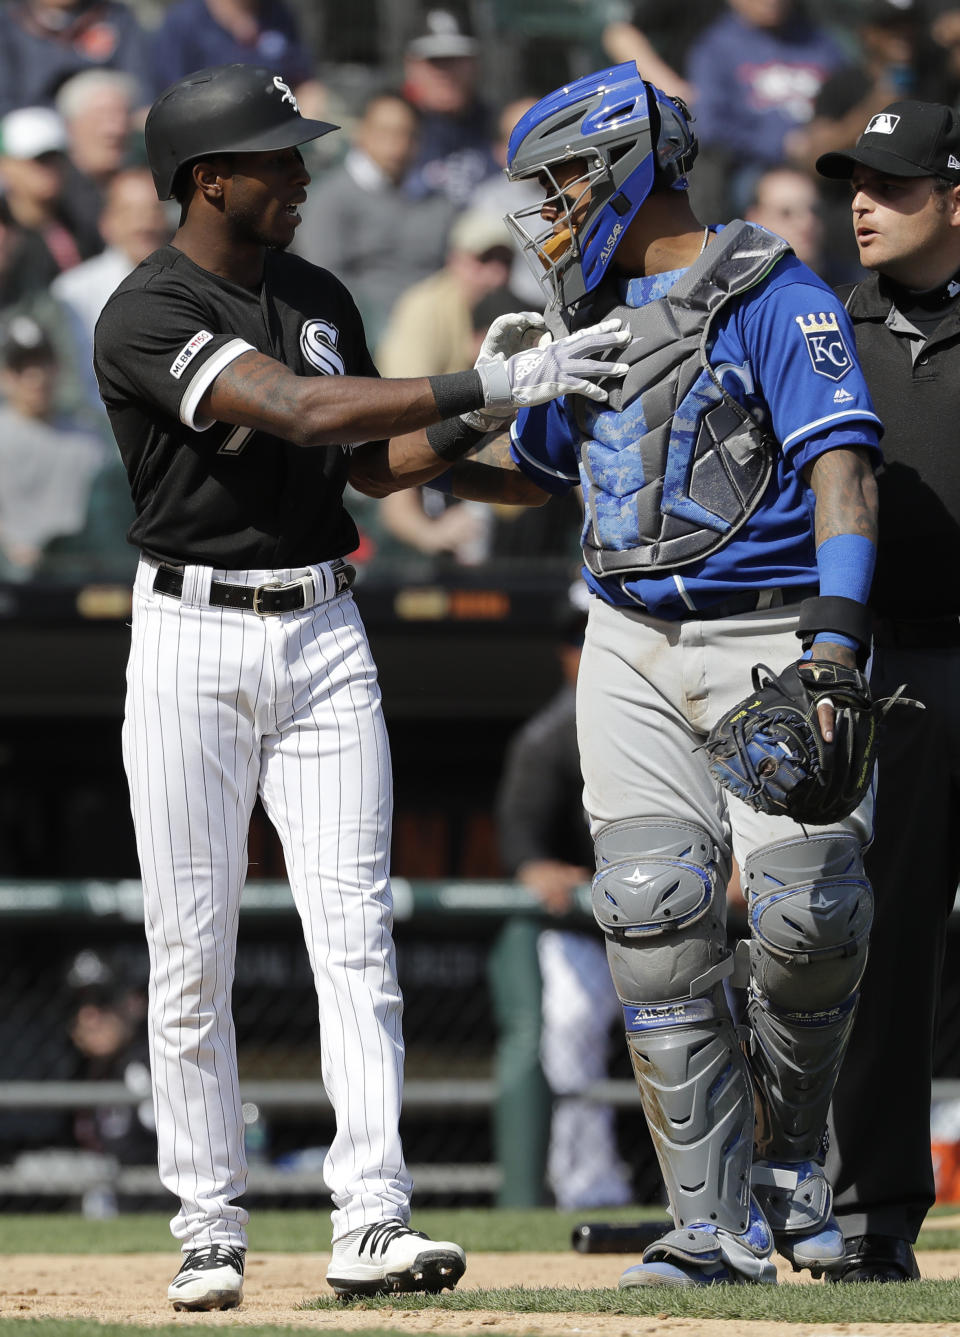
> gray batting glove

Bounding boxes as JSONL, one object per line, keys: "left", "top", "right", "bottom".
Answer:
{"left": 476, "top": 318, "right": 631, "bottom": 414}
{"left": 461, "top": 311, "right": 550, "bottom": 432}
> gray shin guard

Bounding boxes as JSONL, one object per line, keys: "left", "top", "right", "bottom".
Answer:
{"left": 593, "top": 819, "right": 755, "bottom": 1235}
{"left": 743, "top": 832, "right": 873, "bottom": 1161}
{"left": 624, "top": 993, "right": 755, "bottom": 1234}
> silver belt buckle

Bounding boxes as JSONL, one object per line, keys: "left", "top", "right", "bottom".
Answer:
{"left": 252, "top": 579, "right": 283, "bottom": 616}
{"left": 251, "top": 573, "right": 315, "bottom": 616}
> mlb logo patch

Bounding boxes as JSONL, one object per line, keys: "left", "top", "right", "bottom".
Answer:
{"left": 865, "top": 112, "right": 900, "bottom": 135}
{"left": 795, "top": 312, "right": 852, "bottom": 382}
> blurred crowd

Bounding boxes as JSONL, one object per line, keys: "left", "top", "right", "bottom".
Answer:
{"left": 2, "top": 0, "right": 960, "bottom": 582}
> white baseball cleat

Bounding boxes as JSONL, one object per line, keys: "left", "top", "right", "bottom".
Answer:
{"left": 326, "top": 1218, "right": 466, "bottom": 1298}
{"left": 167, "top": 1243, "right": 245, "bottom": 1310}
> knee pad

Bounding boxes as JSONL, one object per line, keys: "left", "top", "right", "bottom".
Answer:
{"left": 592, "top": 818, "right": 721, "bottom": 938}
{"left": 592, "top": 818, "right": 729, "bottom": 1004}
{"left": 743, "top": 832, "right": 873, "bottom": 1013}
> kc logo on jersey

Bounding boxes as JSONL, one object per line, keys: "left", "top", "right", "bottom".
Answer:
{"left": 795, "top": 312, "right": 852, "bottom": 382}
{"left": 300, "top": 319, "right": 345, "bottom": 376}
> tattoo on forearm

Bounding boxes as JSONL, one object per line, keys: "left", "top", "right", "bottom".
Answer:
{"left": 469, "top": 431, "right": 515, "bottom": 470}
{"left": 211, "top": 352, "right": 301, "bottom": 425}
{"left": 451, "top": 460, "right": 540, "bottom": 504}
{"left": 809, "top": 448, "right": 878, "bottom": 546}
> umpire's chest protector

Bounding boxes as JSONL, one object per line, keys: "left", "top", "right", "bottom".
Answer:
{"left": 554, "top": 221, "right": 790, "bottom": 576}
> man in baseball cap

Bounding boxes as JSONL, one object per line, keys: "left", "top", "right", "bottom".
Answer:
{"left": 817, "top": 99, "right": 960, "bottom": 183}
{"left": 815, "top": 101, "right": 960, "bottom": 1282}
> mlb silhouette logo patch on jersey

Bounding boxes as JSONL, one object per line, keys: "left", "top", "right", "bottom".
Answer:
{"left": 865, "top": 112, "right": 900, "bottom": 135}
{"left": 795, "top": 312, "right": 852, "bottom": 382}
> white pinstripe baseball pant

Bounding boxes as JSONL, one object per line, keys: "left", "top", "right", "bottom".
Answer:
{"left": 123, "top": 556, "right": 412, "bottom": 1249}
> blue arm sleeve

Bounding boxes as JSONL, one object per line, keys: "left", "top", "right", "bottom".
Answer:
{"left": 811, "top": 533, "right": 876, "bottom": 653}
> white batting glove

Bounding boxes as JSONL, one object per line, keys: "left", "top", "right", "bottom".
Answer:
{"left": 461, "top": 311, "right": 550, "bottom": 432}
{"left": 476, "top": 318, "right": 631, "bottom": 414}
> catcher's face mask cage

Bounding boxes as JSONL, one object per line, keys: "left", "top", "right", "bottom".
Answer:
{"left": 505, "top": 63, "right": 698, "bottom": 312}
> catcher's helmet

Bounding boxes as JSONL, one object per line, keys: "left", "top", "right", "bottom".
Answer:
{"left": 145, "top": 63, "right": 339, "bottom": 201}
{"left": 505, "top": 63, "right": 697, "bottom": 311}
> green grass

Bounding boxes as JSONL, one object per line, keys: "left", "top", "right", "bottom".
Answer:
{"left": 0, "top": 1206, "right": 956, "bottom": 1255}
{"left": 0, "top": 1205, "right": 662, "bottom": 1255}
{"left": 302, "top": 1280, "right": 960, "bottom": 1322}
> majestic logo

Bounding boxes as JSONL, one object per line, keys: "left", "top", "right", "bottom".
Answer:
{"left": 273, "top": 75, "right": 299, "bottom": 112}
{"left": 833, "top": 386, "right": 854, "bottom": 404}
{"left": 170, "top": 329, "right": 213, "bottom": 380}
{"left": 300, "top": 319, "right": 345, "bottom": 376}
{"left": 795, "top": 312, "right": 852, "bottom": 382}
{"left": 865, "top": 112, "right": 900, "bottom": 136}
{"left": 599, "top": 222, "right": 623, "bottom": 263}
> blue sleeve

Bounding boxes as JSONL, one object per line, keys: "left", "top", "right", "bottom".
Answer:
{"left": 509, "top": 400, "right": 581, "bottom": 496}
{"left": 736, "top": 259, "right": 883, "bottom": 467}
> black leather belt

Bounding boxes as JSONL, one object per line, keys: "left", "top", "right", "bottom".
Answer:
{"left": 873, "top": 615, "right": 960, "bottom": 649}
{"left": 153, "top": 559, "right": 356, "bottom": 615}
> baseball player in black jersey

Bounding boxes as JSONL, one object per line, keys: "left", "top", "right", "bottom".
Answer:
{"left": 93, "top": 63, "right": 631, "bottom": 1310}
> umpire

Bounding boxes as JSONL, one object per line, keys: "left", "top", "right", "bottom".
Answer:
{"left": 817, "top": 101, "right": 960, "bottom": 1281}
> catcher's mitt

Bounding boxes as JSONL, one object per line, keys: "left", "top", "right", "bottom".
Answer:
{"left": 704, "top": 660, "right": 882, "bottom": 826}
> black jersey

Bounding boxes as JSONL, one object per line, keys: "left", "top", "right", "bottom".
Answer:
{"left": 94, "top": 244, "right": 382, "bottom": 568}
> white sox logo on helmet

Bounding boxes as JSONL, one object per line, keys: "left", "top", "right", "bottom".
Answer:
{"left": 300, "top": 319, "right": 345, "bottom": 376}
{"left": 273, "top": 76, "right": 299, "bottom": 112}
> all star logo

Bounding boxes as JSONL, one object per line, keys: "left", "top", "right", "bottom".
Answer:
{"left": 600, "top": 222, "right": 623, "bottom": 263}
{"left": 623, "top": 866, "right": 649, "bottom": 885}
{"left": 300, "top": 319, "right": 345, "bottom": 375}
{"left": 273, "top": 75, "right": 299, "bottom": 112}
{"left": 865, "top": 112, "right": 900, "bottom": 135}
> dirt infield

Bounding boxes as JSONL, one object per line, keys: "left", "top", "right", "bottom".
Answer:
{"left": 2, "top": 1250, "right": 959, "bottom": 1335}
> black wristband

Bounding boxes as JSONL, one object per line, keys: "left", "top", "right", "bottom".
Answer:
{"left": 429, "top": 368, "right": 485, "bottom": 419}
{"left": 796, "top": 595, "right": 873, "bottom": 652}
{"left": 425, "top": 417, "right": 486, "bottom": 462}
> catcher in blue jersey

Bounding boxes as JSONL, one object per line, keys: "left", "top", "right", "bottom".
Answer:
{"left": 364, "top": 62, "right": 886, "bottom": 1287}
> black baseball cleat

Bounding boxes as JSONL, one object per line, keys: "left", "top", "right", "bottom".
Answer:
{"left": 326, "top": 1218, "right": 466, "bottom": 1299}
{"left": 822, "top": 1234, "right": 921, "bottom": 1283}
{"left": 167, "top": 1243, "right": 245, "bottom": 1309}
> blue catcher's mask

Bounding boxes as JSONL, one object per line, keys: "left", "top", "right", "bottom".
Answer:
{"left": 505, "top": 63, "right": 697, "bottom": 313}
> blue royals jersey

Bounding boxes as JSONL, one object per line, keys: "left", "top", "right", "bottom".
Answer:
{"left": 510, "top": 234, "right": 882, "bottom": 620}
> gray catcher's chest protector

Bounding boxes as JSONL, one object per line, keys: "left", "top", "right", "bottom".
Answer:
{"left": 547, "top": 221, "right": 790, "bottom": 577}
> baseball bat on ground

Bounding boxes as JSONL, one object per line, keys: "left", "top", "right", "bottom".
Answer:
{"left": 571, "top": 1220, "right": 672, "bottom": 1253}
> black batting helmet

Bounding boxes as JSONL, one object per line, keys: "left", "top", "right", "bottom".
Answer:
{"left": 144, "top": 63, "right": 339, "bottom": 200}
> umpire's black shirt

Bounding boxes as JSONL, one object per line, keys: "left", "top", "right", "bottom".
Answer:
{"left": 94, "top": 244, "right": 382, "bottom": 568}
{"left": 844, "top": 272, "right": 960, "bottom": 618}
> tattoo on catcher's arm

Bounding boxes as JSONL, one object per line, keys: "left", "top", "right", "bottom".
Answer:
{"left": 805, "top": 446, "right": 878, "bottom": 547}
